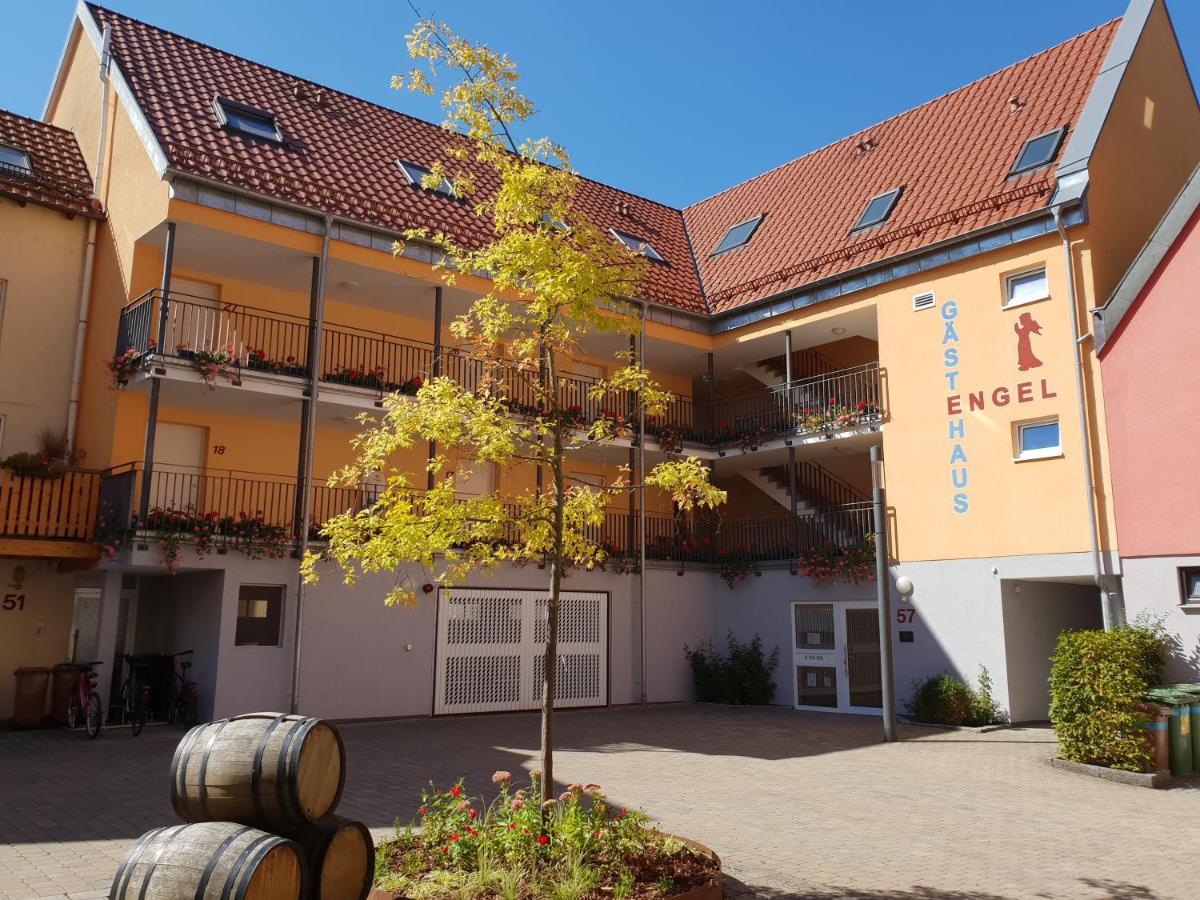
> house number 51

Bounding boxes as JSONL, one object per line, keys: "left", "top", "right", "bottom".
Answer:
{"left": 2, "top": 594, "right": 26, "bottom": 611}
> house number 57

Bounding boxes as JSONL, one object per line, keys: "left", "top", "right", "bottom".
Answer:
{"left": 896, "top": 607, "right": 916, "bottom": 624}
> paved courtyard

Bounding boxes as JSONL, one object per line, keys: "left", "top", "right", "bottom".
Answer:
{"left": 0, "top": 704, "right": 1195, "bottom": 899}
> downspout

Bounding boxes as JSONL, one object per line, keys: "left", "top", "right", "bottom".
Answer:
{"left": 290, "top": 216, "right": 332, "bottom": 714}
{"left": 637, "top": 302, "right": 648, "bottom": 704}
{"left": 1052, "top": 206, "right": 1117, "bottom": 630}
{"left": 66, "top": 25, "right": 112, "bottom": 448}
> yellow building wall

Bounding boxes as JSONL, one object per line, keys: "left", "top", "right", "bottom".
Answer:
{"left": 0, "top": 202, "right": 89, "bottom": 455}
{"left": 0, "top": 560, "right": 75, "bottom": 723}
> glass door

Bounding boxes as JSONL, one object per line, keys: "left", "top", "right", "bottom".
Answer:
{"left": 792, "top": 601, "right": 882, "bottom": 714}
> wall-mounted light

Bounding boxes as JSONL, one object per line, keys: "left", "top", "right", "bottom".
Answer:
{"left": 895, "top": 575, "right": 914, "bottom": 603}
{"left": 831, "top": 326, "right": 848, "bottom": 335}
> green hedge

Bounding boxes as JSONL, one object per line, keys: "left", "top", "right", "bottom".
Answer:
{"left": 684, "top": 633, "right": 779, "bottom": 704}
{"left": 1048, "top": 622, "right": 1167, "bottom": 772}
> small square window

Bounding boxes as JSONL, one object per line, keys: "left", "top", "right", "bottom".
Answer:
{"left": 397, "top": 159, "right": 454, "bottom": 195}
{"left": 1015, "top": 418, "right": 1061, "bottom": 461}
{"left": 1010, "top": 127, "right": 1067, "bottom": 177}
{"left": 214, "top": 97, "right": 282, "bottom": 142}
{"left": 852, "top": 187, "right": 903, "bottom": 232}
{"left": 711, "top": 215, "right": 764, "bottom": 256}
{"left": 235, "top": 584, "right": 284, "bottom": 646}
{"left": 1005, "top": 267, "right": 1049, "bottom": 308}
{"left": 1180, "top": 568, "right": 1200, "bottom": 605}
{"left": 0, "top": 144, "right": 32, "bottom": 175}
{"left": 611, "top": 228, "right": 665, "bottom": 263}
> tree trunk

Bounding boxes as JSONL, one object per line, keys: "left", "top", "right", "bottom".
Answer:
{"left": 540, "top": 428, "right": 564, "bottom": 805}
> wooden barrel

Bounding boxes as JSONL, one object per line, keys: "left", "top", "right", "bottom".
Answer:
{"left": 110, "top": 822, "right": 305, "bottom": 900}
{"left": 282, "top": 816, "right": 374, "bottom": 900}
{"left": 171, "top": 712, "right": 345, "bottom": 831}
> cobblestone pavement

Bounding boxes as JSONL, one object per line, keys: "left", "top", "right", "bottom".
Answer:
{"left": 0, "top": 704, "right": 1195, "bottom": 899}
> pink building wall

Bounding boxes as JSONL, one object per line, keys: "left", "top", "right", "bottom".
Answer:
{"left": 1099, "top": 208, "right": 1200, "bottom": 558}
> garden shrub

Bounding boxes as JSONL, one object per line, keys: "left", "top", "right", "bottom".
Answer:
{"left": 1048, "top": 620, "right": 1168, "bottom": 772}
{"left": 684, "top": 632, "right": 779, "bottom": 704}
{"left": 905, "top": 666, "right": 1007, "bottom": 726}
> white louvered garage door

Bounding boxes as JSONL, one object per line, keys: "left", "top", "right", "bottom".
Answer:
{"left": 434, "top": 588, "right": 608, "bottom": 715}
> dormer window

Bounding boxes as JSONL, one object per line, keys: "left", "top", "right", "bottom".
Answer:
{"left": 0, "top": 144, "right": 32, "bottom": 176}
{"left": 1010, "top": 126, "right": 1067, "bottom": 177}
{"left": 611, "top": 228, "right": 665, "bottom": 263}
{"left": 213, "top": 97, "right": 282, "bottom": 142}
{"left": 852, "top": 187, "right": 903, "bottom": 232}
{"left": 397, "top": 159, "right": 454, "bottom": 195}
{"left": 712, "top": 215, "right": 764, "bottom": 256}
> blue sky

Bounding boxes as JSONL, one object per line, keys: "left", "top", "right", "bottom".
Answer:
{"left": 4, "top": 1, "right": 1197, "bottom": 208}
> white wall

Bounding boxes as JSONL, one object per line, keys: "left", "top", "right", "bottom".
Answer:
{"left": 1000, "top": 580, "right": 1103, "bottom": 722}
{"left": 1122, "top": 555, "right": 1200, "bottom": 683}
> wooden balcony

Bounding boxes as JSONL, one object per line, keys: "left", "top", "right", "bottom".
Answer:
{"left": 0, "top": 469, "right": 102, "bottom": 558}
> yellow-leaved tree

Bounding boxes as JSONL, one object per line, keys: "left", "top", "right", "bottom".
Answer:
{"left": 302, "top": 18, "right": 725, "bottom": 802}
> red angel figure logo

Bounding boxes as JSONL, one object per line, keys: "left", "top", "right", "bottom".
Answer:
{"left": 1014, "top": 311, "right": 1043, "bottom": 371}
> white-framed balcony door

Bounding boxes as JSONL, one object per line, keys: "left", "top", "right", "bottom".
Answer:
{"left": 792, "top": 600, "right": 882, "bottom": 715}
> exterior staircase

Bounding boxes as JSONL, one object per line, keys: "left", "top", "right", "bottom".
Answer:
{"left": 740, "top": 460, "right": 870, "bottom": 546}
{"left": 738, "top": 348, "right": 843, "bottom": 388}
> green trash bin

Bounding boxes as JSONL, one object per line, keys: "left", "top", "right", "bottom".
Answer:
{"left": 1146, "top": 687, "right": 1193, "bottom": 777}
{"left": 1167, "top": 684, "right": 1200, "bottom": 771}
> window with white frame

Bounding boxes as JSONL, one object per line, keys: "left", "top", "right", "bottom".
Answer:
{"left": 1014, "top": 418, "right": 1061, "bottom": 461}
{"left": 1180, "top": 568, "right": 1200, "bottom": 606}
{"left": 1005, "top": 266, "right": 1049, "bottom": 308}
{"left": 235, "top": 584, "right": 284, "bottom": 646}
{"left": 213, "top": 97, "right": 282, "bottom": 142}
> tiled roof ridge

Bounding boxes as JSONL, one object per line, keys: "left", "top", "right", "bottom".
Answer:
{"left": 684, "top": 17, "right": 1121, "bottom": 212}
{"left": 84, "top": 3, "right": 686, "bottom": 217}
{"left": 706, "top": 178, "right": 1055, "bottom": 309}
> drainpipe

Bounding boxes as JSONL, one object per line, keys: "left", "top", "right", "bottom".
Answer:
{"left": 1052, "top": 207, "right": 1119, "bottom": 630}
{"left": 66, "top": 26, "right": 112, "bottom": 448}
{"left": 290, "top": 216, "right": 332, "bottom": 715}
{"left": 637, "top": 302, "right": 648, "bottom": 704}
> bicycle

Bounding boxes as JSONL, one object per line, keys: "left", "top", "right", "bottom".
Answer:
{"left": 168, "top": 649, "right": 198, "bottom": 726}
{"left": 117, "top": 654, "right": 153, "bottom": 736}
{"left": 65, "top": 661, "right": 103, "bottom": 739}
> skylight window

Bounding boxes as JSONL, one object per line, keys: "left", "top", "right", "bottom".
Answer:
{"left": 712, "top": 215, "right": 764, "bottom": 256}
{"left": 1010, "top": 126, "right": 1067, "bottom": 176}
{"left": 397, "top": 160, "right": 454, "bottom": 195}
{"left": 0, "top": 144, "right": 32, "bottom": 175}
{"left": 852, "top": 187, "right": 903, "bottom": 232}
{"left": 611, "top": 228, "right": 665, "bottom": 263}
{"left": 213, "top": 97, "right": 282, "bottom": 142}
{"left": 541, "top": 210, "right": 569, "bottom": 231}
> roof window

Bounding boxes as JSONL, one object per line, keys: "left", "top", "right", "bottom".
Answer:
{"left": 611, "top": 228, "right": 665, "bottom": 263}
{"left": 213, "top": 97, "right": 282, "bottom": 142}
{"left": 397, "top": 160, "right": 454, "bottom": 195}
{"left": 0, "top": 144, "right": 32, "bottom": 175}
{"left": 852, "top": 187, "right": 903, "bottom": 232}
{"left": 1010, "top": 126, "right": 1067, "bottom": 176}
{"left": 712, "top": 215, "right": 764, "bottom": 256}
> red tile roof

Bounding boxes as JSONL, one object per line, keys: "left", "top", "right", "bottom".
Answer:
{"left": 86, "top": 4, "right": 706, "bottom": 312}
{"left": 684, "top": 19, "right": 1119, "bottom": 313}
{"left": 85, "top": 4, "right": 1117, "bottom": 317}
{"left": 0, "top": 109, "right": 100, "bottom": 219}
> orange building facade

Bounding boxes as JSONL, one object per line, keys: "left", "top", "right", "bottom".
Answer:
{"left": 3, "top": 0, "right": 1198, "bottom": 726}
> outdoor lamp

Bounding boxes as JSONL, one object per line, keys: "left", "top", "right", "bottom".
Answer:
{"left": 895, "top": 575, "right": 914, "bottom": 603}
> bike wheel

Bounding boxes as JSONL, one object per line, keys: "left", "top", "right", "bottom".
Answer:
{"left": 66, "top": 694, "right": 80, "bottom": 731}
{"left": 85, "top": 692, "right": 103, "bottom": 739}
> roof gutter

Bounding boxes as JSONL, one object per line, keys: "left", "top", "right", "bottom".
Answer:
{"left": 1052, "top": 205, "right": 1122, "bottom": 630}
{"left": 66, "top": 24, "right": 111, "bottom": 450}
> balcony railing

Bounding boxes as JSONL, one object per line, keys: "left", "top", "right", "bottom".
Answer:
{"left": 116, "top": 290, "right": 880, "bottom": 449}
{"left": 0, "top": 469, "right": 103, "bottom": 542}
{"left": 98, "top": 463, "right": 871, "bottom": 567}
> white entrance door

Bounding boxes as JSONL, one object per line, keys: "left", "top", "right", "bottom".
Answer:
{"left": 792, "top": 601, "right": 882, "bottom": 714}
{"left": 149, "top": 423, "right": 208, "bottom": 511}
{"left": 434, "top": 588, "right": 608, "bottom": 715}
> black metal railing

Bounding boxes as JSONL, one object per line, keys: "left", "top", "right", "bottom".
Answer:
{"left": 115, "top": 291, "right": 880, "bottom": 450}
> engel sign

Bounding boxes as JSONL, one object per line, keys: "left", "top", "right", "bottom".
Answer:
{"left": 940, "top": 299, "right": 1055, "bottom": 515}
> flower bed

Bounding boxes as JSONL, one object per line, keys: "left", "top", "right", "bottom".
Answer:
{"left": 372, "top": 773, "right": 720, "bottom": 900}
{"left": 795, "top": 538, "right": 874, "bottom": 586}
